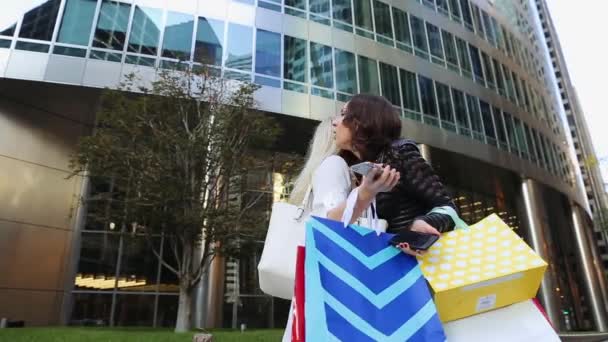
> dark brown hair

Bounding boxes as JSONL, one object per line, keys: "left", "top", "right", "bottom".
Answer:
{"left": 339, "top": 94, "right": 401, "bottom": 163}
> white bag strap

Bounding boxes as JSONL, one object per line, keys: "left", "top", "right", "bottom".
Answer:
{"left": 341, "top": 187, "right": 382, "bottom": 235}
{"left": 428, "top": 205, "right": 469, "bottom": 230}
{"left": 294, "top": 185, "right": 312, "bottom": 221}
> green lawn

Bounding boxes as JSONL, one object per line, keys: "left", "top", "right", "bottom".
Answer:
{"left": 0, "top": 327, "right": 284, "bottom": 342}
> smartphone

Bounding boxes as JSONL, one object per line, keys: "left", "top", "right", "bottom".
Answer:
{"left": 350, "top": 162, "right": 379, "bottom": 176}
{"left": 389, "top": 230, "right": 440, "bottom": 251}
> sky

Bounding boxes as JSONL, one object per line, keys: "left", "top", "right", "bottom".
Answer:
{"left": 545, "top": 1, "right": 608, "bottom": 183}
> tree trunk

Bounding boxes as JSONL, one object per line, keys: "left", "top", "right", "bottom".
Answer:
{"left": 175, "top": 283, "right": 192, "bottom": 332}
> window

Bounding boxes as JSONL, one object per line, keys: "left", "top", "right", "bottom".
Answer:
{"left": 333, "top": 0, "right": 353, "bottom": 32}
{"left": 481, "top": 10, "right": 495, "bottom": 46}
{"left": 449, "top": 0, "right": 461, "bottom": 21}
{"left": 532, "top": 129, "right": 546, "bottom": 167}
{"left": 310, "top": 0, "right": 331, "bottom": 25}
{"left": 194, "top": 17, "right": 224, "bottom": 66}
{"left": 479, "top": 100, "right": 496, "bottom": 146}
{"left": 492, "top": 17, "right": 505, "bottom": 51}
{"left": 392, "top": 8, "right": 412, "bottom": 53}
{"left": 411, "top": 16, "right": 429, "bottom": 59}
{"left": 481, "top": 52, "right": 495, "bottom": 90}
{"left": 466, "top": 94, "right": 484, "bottom": 142}
{"left": 469, "top": 45, "right": 484, "bottom": 85}
{"left": 502, "top": 64, "right": 516, "bottom": 103}
{"left": 310, "top": 42, "right": 334, "bottom": 98}
{"left": 161, "top": 12, "right": 194, "bottom": 61}
{"left": 379, "top": 62, "right": 400, "bottom": 106}
{"left": 426, "top": 23, "right": 444, "bottom": 65}
{"left": 374, "top": 0, "right": 393, "bottom": 45}
{"left": 511, "top": 72, "right": 523, "bottom": 106}
{"left": 400, "top": 69, "right": 421, "bottom": 120}
{"left": 436, "top": 82, "right": 455, "bottom": 132}
{"left": 436, "top": 0, "right": 450, "bottom": 16}
{"left": 455, "top": 37, "right": 471, "bottom": 78}
{"left": 358, "top": 55, "right": 380, "bottom": 95}
{"left": 226, "top": 23, "right": 253, "bottom": 73}
{"left": 442, "top": 30, "right": 458, "bottom": 72}
{"left": 470, "top": 4, "right": 484, "bottom": 39}
{"left": 503, "top": 112, "right": 519, "bottom": 154}
{"left": 452, "top": 88, "right": 470, "bottom": 136}
{"left": 502, "top": 26, "right": 513, "bottom": 56}
{"left": 284, "top": 35, "right": 307, "bottom": 92}
{"left": 93, "top": 1, "right": 131, "bottom": 51}
{"left": 419, "top": 76, "right": 439, "bottom": 126}
{"left": 335, "top": 49, "right": 356, "bottom": 101}
{"left": 127, "top": 6, "right": 162, "bottom": 56}
{"left": 524, "top": 123, "right": 537, "bottom": 162}
{"left": 493, "top": 58, "right": 505, "bottom": 96}
{"left": 255, "top": 29, "right": 281, "bottom": 85}
{"left": 18, "top": 0, "right": 61, "bottom": 41}
{"left": 459, "top": 0, "right": 474, "bottom": 31}
{"left": 57, "top": 0, "right": 97, "bottom": 46}
{"left": 354, "top": 0, "right": 374, "bottom": 38}
{"left": 285, "top": 0, "right": 306, "bottom": 18}
{"left": 492, "top": 107, "right": 508, "bottom": 150}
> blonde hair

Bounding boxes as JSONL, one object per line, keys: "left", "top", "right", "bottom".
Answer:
{"left": 289, "top": 118, "right": 337, "bottom": 205}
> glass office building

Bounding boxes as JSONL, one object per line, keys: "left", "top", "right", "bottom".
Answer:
{"left": 0, "top": 0, "right": 606, "bottom": 332}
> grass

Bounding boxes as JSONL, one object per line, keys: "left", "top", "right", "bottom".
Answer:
{"left": 0, "top": 327, "right": 284, "bottom": 342}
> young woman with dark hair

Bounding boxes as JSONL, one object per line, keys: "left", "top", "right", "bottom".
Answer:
{"left": 331, "top": 94, "right": 457, "bottom": 256}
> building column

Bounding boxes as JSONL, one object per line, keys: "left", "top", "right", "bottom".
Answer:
{"left": 521, "top": 178, "right": 562, "bottom": 329}
{"left": 571, "top": 204, "right": 608, "bottom": 331}
{"left": 419, "top": 143, "right": 432, "bottom": 164}
{"left": 582, "top": 214, "right": 608, "bottom": 316}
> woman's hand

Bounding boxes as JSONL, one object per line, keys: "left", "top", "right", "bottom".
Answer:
{"left": 397, "top": 220, "right": 441, "bottom": 257}
{"left": 358, "top": 165, "right": 400, "bottom": 201}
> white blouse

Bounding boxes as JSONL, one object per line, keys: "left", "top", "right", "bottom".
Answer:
{"left": 310, "top": 155, "right": 353, "bottom": 218}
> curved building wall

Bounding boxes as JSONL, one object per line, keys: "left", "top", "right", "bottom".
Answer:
{"left": 0, "top": 0, "right": 605, "bottom": 331}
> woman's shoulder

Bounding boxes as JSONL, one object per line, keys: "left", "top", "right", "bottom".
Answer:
{"left": 319, "top": 155, "right": 349, "bottom": 169}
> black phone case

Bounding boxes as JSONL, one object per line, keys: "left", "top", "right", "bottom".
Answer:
{"left": 389, "top": 232, "right": 439, "bottom": 251}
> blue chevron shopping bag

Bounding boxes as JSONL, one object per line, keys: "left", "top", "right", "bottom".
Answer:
{"left": 305, "top": 216, "right": 446, "bottom": 342}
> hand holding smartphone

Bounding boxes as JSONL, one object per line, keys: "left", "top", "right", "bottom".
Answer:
{"left": 389, "top": 230, "right": 439, "bottom": 251}
{"left": 350, "top": 161, "right": 380, "bottom": 177}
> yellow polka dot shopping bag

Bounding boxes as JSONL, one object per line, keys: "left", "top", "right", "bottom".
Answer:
{"left": 417, "top": 212, "right": 548, "bottom": 322}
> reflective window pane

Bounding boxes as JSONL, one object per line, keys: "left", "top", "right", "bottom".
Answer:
{"left": 400, "top": 69, "right": 420, "bottom": 113}
{"left": 455, "top": 37, "right": 471, "bottom": 74}
{"left": 310, "top": 0, "right": 331, "bottom": 24}
{"left": 284, "top": 35, "right": 307, "bottom": 83}
{"left": 76, "top": 232, "right": 120, "bottom": 291}
{"left": 481, "top": 10, "right": 495, "bottom": 46}
{"left": 18, "top": 0, "right": 61, "bottom": 41}
{"left": 256, "top": 29, "right": 281, "bottom": 77}
{"left": 481, "top": 52, "right": 495, "bottom": 89}
{"left": 226, "top": 23, "right": 253, "bottom": 71}
{"left": 310, "top": 42, "right": 333, "bottom": 89}
{"left": 373, "top": 0, "right": 392, "bottom": 39}
{"left": 358, "top": 55, "right": 379, "bottom": 95}
{"left": 162, "top": 12, "right": 194, "bottom": 60}
{"left": 459, "top": 0, "right": 473, "bottom": 30}
{"left": 93, "top": 0, "right": 131, "bottom": 51}
{"left": 410, "top": 16, "right": 429, "bottom": 58}
{"left": 441, "top": 30, "right": 458, "bottom": 69}
{"left": 426, "top": 23, "right": 444, "bottom": 62}
{"left": 493, "top": 58, "right": 505, "bottom": 95}
{"left": 513, "top": 117, "right": 529, "bottom": 158}
{"left": 114, "top": 294, "right": 155, "bottom": 326}
{"left": 70, "top": 293, "right": 112, "bottom": 325}
{"left": 335, "top": 48, "right": 356, "bottom": 94}
{"left": 118, "top": 236, "right": 160, "bottom": 293}
{"left": 128, "top": 6, "right": 162, "bottom": 56}
{"left": 492, "top": 106, "right": 508, "bottom": 148}
{"left": 333, "top": 0, "right": 353, "bottom": 25}
{"left": 194, "top": 17, "right": 224, "bottom": 66}
{"left": 392, "top": 8, "right": 411, "bottom": 51}
{"left": 468, "top": 44, "right": 484, "bottom": 84}
{"left": 466, "top": 94, "right": 484, "bottom": 141}
{"left": 503, "top": 112, "right": 519, "bottom": 154}
{"left": 470, "top": 3, "right": 484, "bottom": 39}
{"left": 524, "top": 123, "right": 537, "bottom": 162}
{"left": 479, "top": 100, "right": 496, "bottom": 145}
{"left": 418, "top": 76, "right": 438, "bottom": 121}
{"left": 436, "top": 82, "right": 455, "bottom": 131}
{"left": 379, "top": 62, "right": 400, "bottom": 107}
{"left": 449, "top": 0, "right": 461, "bottom": 20}
{"left": 58, "top": 0, "right": 97, "bottom": 46}
{"left": 354, "top": 0, "right": 373, "bottom": 32}
{"left": 451, "top": 88, "right": 470, "bottom": 135}
{"left": 0, "top": 2, "right": 43, "bottom": 36}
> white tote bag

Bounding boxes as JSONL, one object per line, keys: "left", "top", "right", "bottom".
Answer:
{"left": 257, "top": 187, "right": 311, "bottom": 299}
{"left": 258, "top": 186, "right": 387, "bottom": 299}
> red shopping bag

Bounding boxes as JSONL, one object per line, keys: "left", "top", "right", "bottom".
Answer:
{"left": 291, "top": 246, "right": 305, "bottom": 342}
